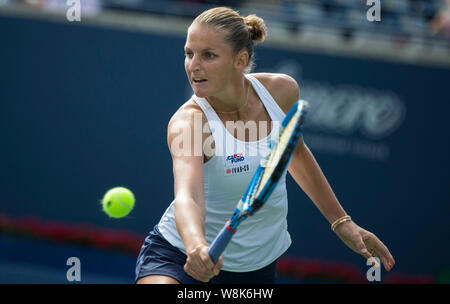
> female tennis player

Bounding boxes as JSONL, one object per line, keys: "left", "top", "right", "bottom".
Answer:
{"left": 135, "top": 7, "right": 395, "bottom": 284}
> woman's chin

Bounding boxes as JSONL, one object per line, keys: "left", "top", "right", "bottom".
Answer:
{"left": 192, "top": 88, "right": 208, "bottom": 98}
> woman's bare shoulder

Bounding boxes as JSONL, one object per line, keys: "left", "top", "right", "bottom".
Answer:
{"left": 168, "top": 99, "right": 206, "bottom": 128}
{"left": 167, "top": 98, "right": 212, "bottom": 161}
{"left": 251, "top": 73, "right": 300, "bottom": 114}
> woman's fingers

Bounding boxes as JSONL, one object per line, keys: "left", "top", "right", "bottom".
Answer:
{"left": 213, "top": 255, "right": 224, "bottom": 276}
{"left": 336, "top": 222, "right": 395, "bottom": 272}
{"left": 184, "top": 245, "right": 223, "bottom": 282}
{"left": 363, "top": 233, "right": 395, "bottom": 271}
{"left": 184, "top": 257, "right": 212, "bottom": 282}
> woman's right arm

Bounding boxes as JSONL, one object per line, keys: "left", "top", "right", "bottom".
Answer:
{"left": 167, "top": 104, "right": 223, "bottom": 282}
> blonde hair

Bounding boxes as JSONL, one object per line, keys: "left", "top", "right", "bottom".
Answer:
{"left": 192, "top": 7, "right": 267, "bottom": 72}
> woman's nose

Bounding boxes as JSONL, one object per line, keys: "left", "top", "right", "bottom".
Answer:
{"left": 188, "top": 55, "right": 200, "bottom": 71}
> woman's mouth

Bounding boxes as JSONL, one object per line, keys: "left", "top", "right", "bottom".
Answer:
{"left": 193, "top": 77, "right": 208, "bottom": 84}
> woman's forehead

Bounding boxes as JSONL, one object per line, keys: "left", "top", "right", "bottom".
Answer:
{"left": 185, "top": 24, "right": 228, "bottom": 49}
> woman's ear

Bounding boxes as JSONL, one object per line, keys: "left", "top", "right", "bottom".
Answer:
{"left": 233, "top": 49, "right": 249, "bottom": 71}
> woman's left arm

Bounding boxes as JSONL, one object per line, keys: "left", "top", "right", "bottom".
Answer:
{"left": 268, "top": 73, "right": 395, "bottom": 271}
{"left": 288, "top": 140, "right": 395, "bottom": 271}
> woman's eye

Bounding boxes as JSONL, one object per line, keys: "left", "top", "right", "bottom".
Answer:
{"left": 185, "top": 52, "right": 193, "bottom": 58}
{"left": 204, "top": 52, "right": 215, "bottom": 59}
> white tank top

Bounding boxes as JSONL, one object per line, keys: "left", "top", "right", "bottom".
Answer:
{"left": 158, "top": 74, "right": 292, "bottom": 272}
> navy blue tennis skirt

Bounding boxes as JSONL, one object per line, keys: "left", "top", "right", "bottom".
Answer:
{"left": 135, "top": 225, "right": 277, "bottom": 284}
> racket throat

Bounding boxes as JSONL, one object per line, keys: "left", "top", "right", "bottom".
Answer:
{"left": 247, "top": 199, "right": 264, "bottom": 216}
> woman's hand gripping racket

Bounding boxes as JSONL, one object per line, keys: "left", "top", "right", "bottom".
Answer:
{"left": 208, "top": 100, "right": 310, "bottom": 263}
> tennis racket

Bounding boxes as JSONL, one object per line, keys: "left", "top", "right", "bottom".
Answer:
{"left": 208, "top": 99, "right": 310, "bottom": 263}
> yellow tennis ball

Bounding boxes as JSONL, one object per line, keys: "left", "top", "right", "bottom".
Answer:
{"left": 101, "top": 187, "right": 135, "bottom": 218}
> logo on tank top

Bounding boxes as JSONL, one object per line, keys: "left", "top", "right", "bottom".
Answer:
{"left": 224, "top": 153, "right": 250, "bottom": 176}
{"left": 226, "top": 153, "right": 245, "bottom": 164}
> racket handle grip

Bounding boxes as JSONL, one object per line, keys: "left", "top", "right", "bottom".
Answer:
{"left": 208, "top": 220, "right": 235, "bottom": 264}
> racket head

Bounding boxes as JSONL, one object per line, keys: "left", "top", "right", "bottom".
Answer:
{"left": 246, "top": 100, "right": 309, "bottom": 214}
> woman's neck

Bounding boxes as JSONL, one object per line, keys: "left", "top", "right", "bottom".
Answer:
{"left": 206, "top": 77, "right": 250, "bottom": 114}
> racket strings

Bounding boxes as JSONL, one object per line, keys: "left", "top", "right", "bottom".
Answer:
{"left": 255, "top": 112, "right": 300, "bottom": 195}
{"left": 235, "top": 102, "right": 308, "bottom": 219}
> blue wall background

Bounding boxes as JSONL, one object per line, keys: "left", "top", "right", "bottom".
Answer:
{"left": 1, "top": 14, "right": 449, "bottom": 282}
